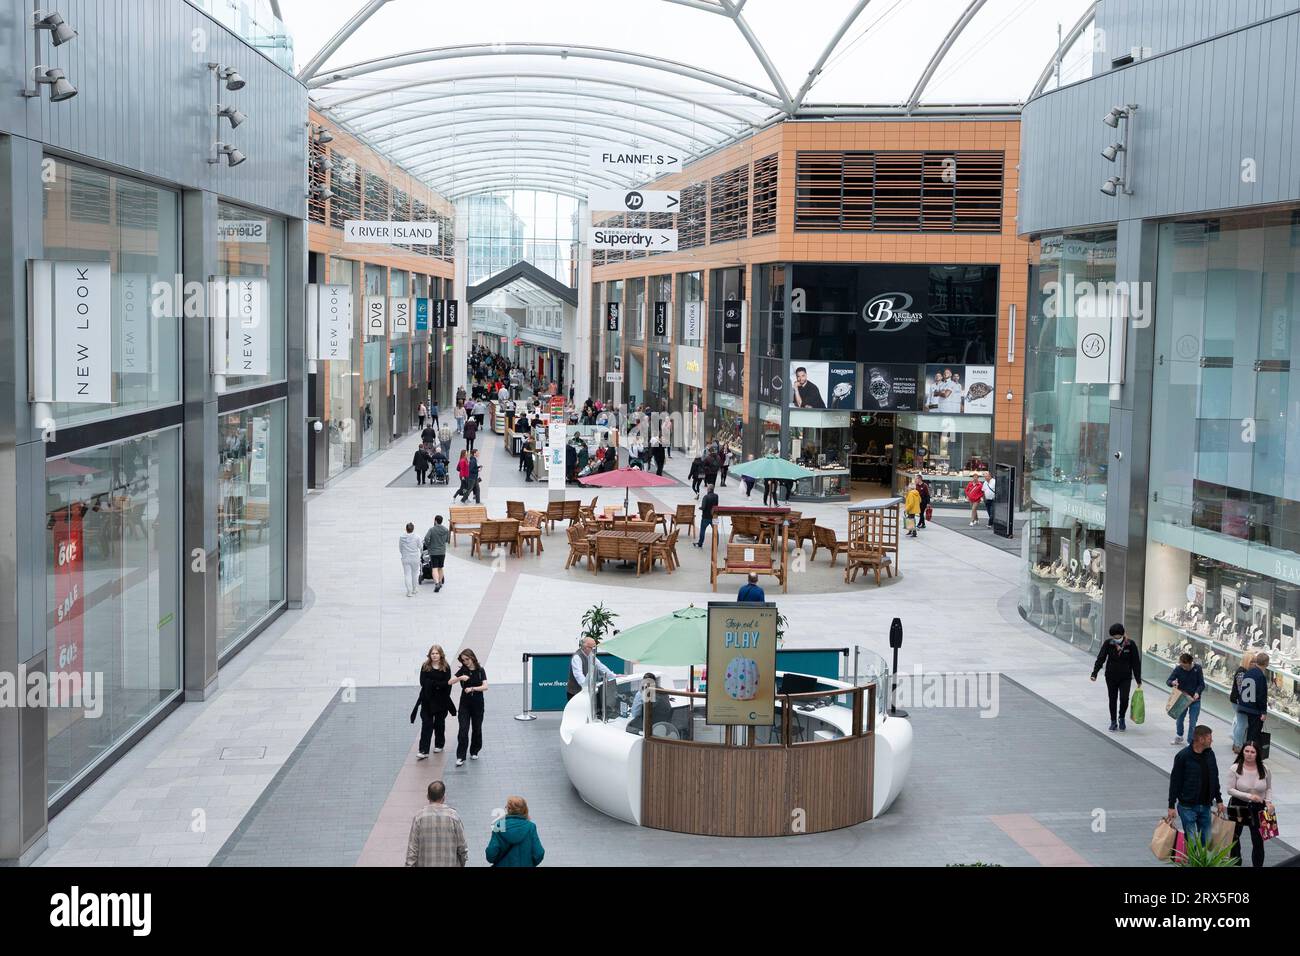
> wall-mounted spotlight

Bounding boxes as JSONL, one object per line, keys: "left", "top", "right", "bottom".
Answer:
{"left": 209, "top": 142, "right": 246, "bottom": 167}
{"left": 312, "top": 156, "right": 334, "bottom": 173}
{"left": 1100, "top": 103, "right": 1138, "bottom": 197}
{"left": 1100, "top": 143, "right": 1124, "bottom": 162}
{"left": 34, "top": 10, "right": 77, "bottom": 45}
{"left": 1100, "top": 176, "right": 1124, "bottom": 196}
{"left": 217, "top": 104, "right": 246, "bottom": 128}
{"left": 31, "top": 66, "right": 76, "bottom": 101}
{"left": 220, "top": 67, "right": 245, "bottom": 91}
{"left": 1102, "top": 106, "right": 1129, "bottom": 128}
{"left": 309, "top": 184, "right": 335, "bottom": 201}
{"left": 311, "top": 125, "right": 334, "bottom": 145}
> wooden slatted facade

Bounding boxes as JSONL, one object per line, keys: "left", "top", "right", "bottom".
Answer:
{"left": 751, "top": 153, "right": 778, "bottom": 236}
{"left": 709, "top": 163, "right": 749, "bottom": 244}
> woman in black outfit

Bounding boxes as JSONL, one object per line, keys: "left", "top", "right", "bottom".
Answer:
{"left": 452, "top": 648, "right": 489, "bottom": 767}
{"left": 415, "top": 644, "right": 455, "bottom": 758}
{"left": 1089, "top": 622, "right": 1143, "bottom": 732}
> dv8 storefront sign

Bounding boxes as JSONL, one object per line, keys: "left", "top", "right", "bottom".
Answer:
{"left": 51, "top": 506, "right": 84, "bottom": 705}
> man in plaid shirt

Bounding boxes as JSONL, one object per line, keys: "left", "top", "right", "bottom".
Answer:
{"left": 405, "top": 780, "right": 468, "bottom": 867}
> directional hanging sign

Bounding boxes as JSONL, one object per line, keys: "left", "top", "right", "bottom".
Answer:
{"left": 653, "top": 301, "right": 668, "bottom": 337}
{"left": 589, "top": 187, "right": 680, "bottom": 213}
{"left": 588, "top": 227, "right": 678, "bottom": 252}
{"left": 588, "top": 146, "right": 682, "bottom": 172}
{"left": 446, "top": 299, "right": 459, "bottom": 327}
{"left": 606, "top": 302, "right": 621, "bottom": 332}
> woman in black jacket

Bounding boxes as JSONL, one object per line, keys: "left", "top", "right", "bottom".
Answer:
{"left": 1090, "top": 623, "right": 1143, "bottom": 732}
{"left": 414, "top": 644, "right": 455, "bottom": 759}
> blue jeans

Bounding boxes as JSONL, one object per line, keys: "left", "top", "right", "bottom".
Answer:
{"left": 1178, "top": 803, "right": 1213, "bottom": 846}
{"left": 1232, "top": 708, "right": 1248, "bottom": 749}
{"left": 1175, "top": 698, "right": 1201, "bottom": 738}
{"left": 696, "top": 518, "right": 712, "bottom": 547}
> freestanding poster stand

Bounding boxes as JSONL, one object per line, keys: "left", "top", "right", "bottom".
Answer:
{"left": 993, "top": 463, "right": 1016, "bottom": 539}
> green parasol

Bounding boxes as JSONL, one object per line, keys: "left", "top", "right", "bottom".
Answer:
{"left": 728, "top": 455, "right": 815, "bottom": 482}
{"left": 598, "top": 605, "right": 708, "bottom": 666}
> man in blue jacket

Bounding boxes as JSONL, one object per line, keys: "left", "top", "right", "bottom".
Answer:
{"left": 737, "top": 573, "right": 766, "bottom": 603}
{"left": 1165, "top": 725, "right": 1225, "bottom": 847}
{"left": 1166, "top": 653, "right": 1205, "bottom": 746}
{"left": 1236, "top": 652, "right": 1270, "bottom": 746}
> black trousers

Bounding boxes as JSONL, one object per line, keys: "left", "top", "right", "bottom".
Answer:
{"left": 917, "top": 499, "right": 929, "bottom": 528}
{"left": 456, "top": 698, "right": 484, "bottom": 759}
{"left": 691, "top": 476, "right": 702, "bottom": 494}
{"left": 653, "top": 447, "right": 666, "bottom": 475}
{"left": 415, "top": 468, "right": 427, "bottom": 485}
{"left": 1105, "top": 674, "right": 1132, "bottom": 723}
{"left": 720, "top": 466, "right": 729, "bottom": 486}
{"left": 466, "top": 437, "right": 475, "bottom": 453}
{"left": 1245, "top": 713, "right": 1265, "bottom": 746}
{"left": 419, "top": 709, "right": 448, "bottom": 753}
{"left": 418, "top": 415, "right": 425, "bottom": 429}
{"left": 1228, "top": 798, "right": 1266, "bottom": 867}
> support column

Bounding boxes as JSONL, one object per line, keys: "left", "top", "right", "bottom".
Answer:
{"left": 0, "top": 135, "right": 50, "bottom": 865}
{"left": 780, "top": 262, "right": 792, "bottom": 458}
{"left": 452, "top": 200, "right": 470, "bottom": 398}
{"left": 181, "top": 190, "right": 219, "bottom": 700}
{"left": 285, "top": 217, "right": 308, "bottom": 607}
{"left": 575, "top": 200, "right": 592, "bottom": 405}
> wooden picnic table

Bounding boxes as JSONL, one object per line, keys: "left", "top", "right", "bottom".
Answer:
{"left": 594, "top": 530, "right": 661, "bottom": 573}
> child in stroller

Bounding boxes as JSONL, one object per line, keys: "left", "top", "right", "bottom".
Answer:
{"left": 427, "top": 443, "right": 449, "bottom": 484}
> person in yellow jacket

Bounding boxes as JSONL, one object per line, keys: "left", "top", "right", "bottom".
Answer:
{"left": 904, "top": 479, "right": 922, "bottom": 538}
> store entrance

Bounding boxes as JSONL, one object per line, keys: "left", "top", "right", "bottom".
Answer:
{"left": 848, "top": 412, "right": 895, "bottom": 501}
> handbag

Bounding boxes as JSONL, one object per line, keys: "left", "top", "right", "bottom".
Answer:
{"left": 409, "top": 692, "right": 421, "bottom": 724}
{"left": 1258, "top": 807, "right": 1279, "bottom": 841}
{"left": 1209, "top": 810, "right": 1236, "bottom": 850}
{"left": 1165, "top": 687, "right": 1191, "bottom": 720}
{"left": 1129, "top": 686, "right": 1146, "bottom": 724}
{"left": 1150, "top": 818, "right": 1178, "bottom": 861}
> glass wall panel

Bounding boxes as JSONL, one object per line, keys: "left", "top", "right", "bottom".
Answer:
{"left": 326, "top": 257, "right": 358, "bottom": 478}
{"left": 45, "top": 429, "right": 181, "bottom": 800}
{"left": 217, "top": 400, "right": 287, "bottom": 656}
{"left": 217, "top": 201, "right": 286, "bottom": 390}
{"left": 41, "top": 158, "right": 180, "bottom": 427}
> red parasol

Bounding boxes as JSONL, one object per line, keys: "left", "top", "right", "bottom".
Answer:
{"left": 578, "top": 467, "right": 675, "bottom": 513}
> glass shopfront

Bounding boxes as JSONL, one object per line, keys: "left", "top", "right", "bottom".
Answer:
{"left": 41, "top": 158, "right": 181, "bottom": 427}
{"left": 45, "top": 430, "right": 181, "bottom": 801}
{"left": 362, "top": 264, "right": 385, "bottom": 457}
{"left": 893, "top": 414, "right": 993, "bottom": 504}
{"left": 1019, "top": 231, "right": 1116, "bottom": 651}
{"left": 1142, "top": 210, "right": 1300, "bottom": 752}
{"left": 326, "top": 256, "right": 358, "bottom": 478}
{"left": 217, "top": 201, "right": 286, "bottom": 390}
{"left": 216, "top": 400, "right": 287, "bottom": 657}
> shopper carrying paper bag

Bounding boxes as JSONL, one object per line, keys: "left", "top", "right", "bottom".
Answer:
{"left": 1165, "top": 686, "right": 1191, "bottom": 721}
{"left": 1151, "top": 818, "right": 1178, "bottom": 861}
{"left": 1209, "top": 811, "right": 1236, "bottom": 851}
{"left": 1129, "top": 685, "right": 1145, "bottom": 724}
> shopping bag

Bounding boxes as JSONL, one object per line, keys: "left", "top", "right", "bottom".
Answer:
{"left": 1209, "top": 811, "right": 1235, "bottom": 850}
{"left": 1150, "top": 818, "right": 1178, "bottom": 861}
{"left": 1165, "top": 687, "right": 1191, "bottom": 719}
{"left": 1130, "top": 687, "right": 1146, "bottom": 724}
{"left": 1256, "top": 730, "right": 1271, "bottom": 760}
{"left": 1173, "top": 829, "right": 1187, "bottom": 863}
{"left": 1258, "top": 807, "right": 1279, "bottom": 841}
{"left": 925, "top": 505, "right": 934, "bottom": 522}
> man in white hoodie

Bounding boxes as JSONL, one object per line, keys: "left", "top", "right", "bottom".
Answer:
{"left": 399, "top": 522, "right": 423, "bottom": 596}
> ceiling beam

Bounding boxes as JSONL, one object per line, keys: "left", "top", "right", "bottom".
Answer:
{"left": 1029, "top": 1, "right": 1099, "bottom": 99}
{"left": 905, "top": 0, "right": 989, "bottom": 113}
{"left": 793, "top": 0, "right": 873, "bottom": 110}
{"left": 298, "top": 0, "right": 390, "bottom": 82}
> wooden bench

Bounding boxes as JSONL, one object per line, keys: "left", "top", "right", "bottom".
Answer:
{"left": 713, "top": 542, "right": 786, "bottom": 593}
{"left": 844, "top": 548, "right": 894, "bottom": 586}
{"left": 449, "top": 505, "right": 489, "bottom": 546}
{"left": 811, "top": 525, "right": 850, "bottom": 566}
{"left": 543, "top": 500, "right": 567, "bottom": 533}
{"left": 470, "top": 519, "right": 520, "bottom": 559}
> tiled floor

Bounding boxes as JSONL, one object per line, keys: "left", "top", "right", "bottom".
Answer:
{"left": 35, "top": 423, "right": 1300, "bottom": 866}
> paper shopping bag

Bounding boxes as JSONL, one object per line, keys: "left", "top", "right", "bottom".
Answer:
{"left": 1150, "top": 819, "right": 1178, "bottom": 861}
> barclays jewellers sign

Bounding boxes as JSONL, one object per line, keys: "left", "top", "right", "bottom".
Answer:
{"left": 862, "top": 292, "right": 924, "bottom": 332}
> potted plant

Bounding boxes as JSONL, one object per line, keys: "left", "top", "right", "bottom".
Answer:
{"left": 580, "top": 603, "right": 618, "bottom": 644}
{"left": 1172, "top": 835, "right": 1235, "bottom": 868}
{"left": 776, "top": 611, "right": 789, "bottom": 648}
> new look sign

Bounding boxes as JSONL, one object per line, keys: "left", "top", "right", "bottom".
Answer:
{"left": 28, "top": 261, "right": 113, "bottom": 404}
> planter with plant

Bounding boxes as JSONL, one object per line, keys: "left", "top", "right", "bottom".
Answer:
{"left": 580, "top": 603, "right": 618, "bottom": 644}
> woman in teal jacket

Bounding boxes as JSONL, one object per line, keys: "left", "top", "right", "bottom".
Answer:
{"left": 486, "top": 796, "right": 545, "bottom": 867}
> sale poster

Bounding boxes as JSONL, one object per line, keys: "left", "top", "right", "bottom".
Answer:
{"left": 50, "top": 507, "right": 85, "bottom": 705}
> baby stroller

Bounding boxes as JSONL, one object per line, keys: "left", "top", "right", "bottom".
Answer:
{"left": 429, "top": 452, "right": 449, "bottom": 485}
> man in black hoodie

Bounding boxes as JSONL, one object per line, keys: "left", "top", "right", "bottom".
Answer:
{"left": 1165, "top": 725, "right": 1225, "bottom": 848}
{"left": 694, "top": 484, "right": 719, "bottom": 548}
{"left": 1236, "top": 652, "right": 1270, "bottom": 747}
{"left": 1090, "top": 623, "right": 1143, "bottom": 732}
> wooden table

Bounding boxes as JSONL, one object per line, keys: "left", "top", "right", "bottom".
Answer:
{"left": 594, "top": 530, "right": 661, "bottom": 572}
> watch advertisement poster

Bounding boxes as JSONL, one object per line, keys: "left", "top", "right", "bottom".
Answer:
{"left": 789, "top": 361, "right": 828, "bottom": 408}
{"left": 826, "top": 363, "right": 856, "bottom": 408}
{"left": 861, "top": 364, "right": 918, "bottom": 411}
{"left": 705, "top": 602, "right": 777, "bottom": 726}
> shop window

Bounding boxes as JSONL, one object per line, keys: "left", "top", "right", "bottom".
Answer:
{"left": 217, "top": 201, "right": 287, "bottom": 389}
{"left": 45, "top": 429, "right": 181, "bottom": 801}
{"left": 364, "top": 171, "right": 390, "bottom": 220}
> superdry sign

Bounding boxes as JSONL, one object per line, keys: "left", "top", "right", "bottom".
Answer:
{"left": 588, "top": 227, "right": 678, "bottom": 251}
{"left": 343, "top": 220, "right": 440, "bottom": 244}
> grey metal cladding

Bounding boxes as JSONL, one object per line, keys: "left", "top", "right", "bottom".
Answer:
{"left": 0, "top": 0, "right": 307, "bottom": 219}
{"left": 1020, "top": 2, "right": 1300, "bottom": 236}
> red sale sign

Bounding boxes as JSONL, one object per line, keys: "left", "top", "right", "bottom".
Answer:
{"left": 51, "top": 508, "right": 84, "bottom": 705}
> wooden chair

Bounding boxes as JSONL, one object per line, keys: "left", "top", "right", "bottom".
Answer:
{"left": 791, "top": 517, "right": 817, "bottom": 552}
{"left": 565, "top": 525, "right": 596, "bottom": 571}
{"left": 845, "top": 548, "right": 894, "bottom": 586}
{"left": 602, "top": 505, "right": 625, "bottom": 519}
{"left": 648, "top": 529, "right": 679, "bottom": 574}
{"left": 669, "top": 503, "right": 696, "bottom": 536}
{"left": 561, "top": 500, "right": 582, "bottom": 525}
{"left": 728, "top": 514, "right": 763, "bottom": 544}
{"left": 637, "top": 502, "right": 656, "bottom": 522}
{"left": 518, "top": 511, "right": 544, "bottom": 554}
{"left": 652, "top": 510, "right": 671, "bottom": 533}
{"left": 624, "top": 520, "right": 656, "bottom": 534}
{"left": 713, "top": 542, "right": 786, "bottom": 593}
{"left": 811, "top": 525, "right": 850, "bottom": 566}
{"left": 617, "top": 536, "right": 647, "bottom": 574}
{"left": 593, "top": 534, "right": 623, "bottom": 573}
{"left": 506, "top": 500, "right": 525, "bottom": 521}
{"left": 542, "top": 500, "right": 569, "bottom": 533}
{"left": 470, "top": 519, "right": 520, "bottom": 559}
{"left": 449, "top": 505, "right": 489, "bottom": 546}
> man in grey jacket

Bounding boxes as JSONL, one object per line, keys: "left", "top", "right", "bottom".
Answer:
{"left": 399, "top": 522, "right": 422, "bottom": 597}
{"left": 422, "top": 515, "right": 450, "bottom": 592}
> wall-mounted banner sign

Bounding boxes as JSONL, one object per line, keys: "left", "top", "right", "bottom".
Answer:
{"left": 365, "top": 295, "right": 388, "bottom": 336}
{"left": 212, "top": 276, "right": 269, "bottom": 376}
{"left": 342, "top": 220, "right": 439, "bottom": 244}
{"left": 676, "top": 345, "right": 704, "bottom": 388}
{"left": 588, "top": 227, "right": 678, "bottom": 252}
{"left": 861, "top": 364, "right": 918, "bottom": 411}
{"left": 588, "top": 187, "right": 680, "bottom": 213}
{"left": 445, "top": 299, "right": 459, "bottom": 327}
{"left": 217, "top": 219, "right": 267, "bottom": 243}
{"left": 390, "top": 296, "right": 412, "bottom": 336}
{"left": 723, "top": 299, "right": 742, "bottom": 346}
{"left": 606, "top": 302, "right": 621, "bottom": 332}
{"left": 414, "top": 297, "right": 430, "bottom": 331}
{"left": 432, "top": 298, "right": 445, "bottom": 329}
{"left": 114, "top": 273, "right": 155, "bottom": 377}
{"left": 706, "top": 602, "right": 777, "bottom": 726}
{"left": 588, "top": 146, "right": 682, "bottom": 172}
{"left": 684, "top": 300, "right": 703, "bottom": 341}
{"left": 34, "top": 261, "right": 113, "bottom": 404}
{"left": 653, "top": 301, "right": 668, "bottom": 337}
{"left": 315, "top": 283, "right": 353, "bottom": 361}
{"left": 923, "top": 364, "right": 995, "bottom": 414}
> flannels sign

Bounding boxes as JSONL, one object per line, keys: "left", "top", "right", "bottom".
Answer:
{"left": 862, "top": 292, "right": 923, "bottom": 332}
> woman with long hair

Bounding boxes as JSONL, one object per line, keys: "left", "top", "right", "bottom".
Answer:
{"left": 451, "top": 648, "right": 488, "bottom": 767}
{"left": 453, "top": 449, "right": 470, "bottom": 502}
{"left": 1226, "top": 741, "right": 1273, "bottom": 867}
{"left": 414, "top": 645, "right": 455, "bottom": 759}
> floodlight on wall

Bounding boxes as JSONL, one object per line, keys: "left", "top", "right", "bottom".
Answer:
{"left": 1100, "top": 143, "right": 1124, "bottom": 162}
{"left": 1102, "top": 106, "right": 1128, "bottom": 128}
{"left": 217, "top": 104, "right": 246, "bottom": 128}
{"left": 1100, "top": 104, "right": 1137, "bottom": 196}
{"left": 311, "top": 125, "right": 334, "bottom": 145}
{"left": 1100, "top": 176, "right": 1123, "bottom": 196}
{"left": 220, "top": 67, "right": 245, "bottom": 91}
{"left": 31, "top": 66, "right": 76, "bottom": 101}
{"left": 33, "top": 10, "right": 76, "bottom": 45}
{"left": 312, "top": 155, "right": 334, "bottom": 173}
{"left": 209, "top": 142, "right": 246, "bottom": 167}
{"left": 309, "top": 184, "right": 334, "bottom": 201}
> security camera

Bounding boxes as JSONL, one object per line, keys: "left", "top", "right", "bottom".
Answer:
{"left": 1114, "top": 451, "right": 1123, "bottom": 461}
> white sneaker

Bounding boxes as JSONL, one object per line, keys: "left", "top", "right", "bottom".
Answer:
{"left": 470, "top": 754, "right": 479, "bottom": 760}
{"left": 1171, "top": 736, "right": 1183, "bottom": 745}
{"left": 455, "top": 759, "right": 464, "bottom": 767}
{"left": 416, "top": 752, "right": 428, "bottom": 760}
{"left": 433, "top": 748, "right": 442, "bottom": 753}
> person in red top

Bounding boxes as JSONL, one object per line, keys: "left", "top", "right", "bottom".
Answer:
{"left": 964, "top": 476, "right": 984, "bottom": 527}
{"left": 453, "top": 450, "right": 471, "bottom": 502}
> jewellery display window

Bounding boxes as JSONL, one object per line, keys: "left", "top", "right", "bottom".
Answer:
{"left": 1144, "top": 544, "right": 1300, "bottom": 751}
{"left": 892, "top": 426, "right": 991, "bottom": 506}
{"left": 1024, "top": 511, "right": 1106, "bottom": 654}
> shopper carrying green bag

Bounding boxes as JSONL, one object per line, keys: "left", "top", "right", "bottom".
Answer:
{"left": 1130, "top": 686, "right": 1146, "bottom": 725}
